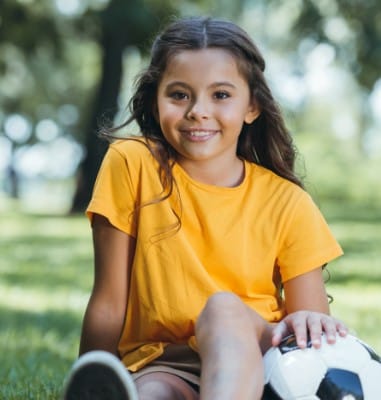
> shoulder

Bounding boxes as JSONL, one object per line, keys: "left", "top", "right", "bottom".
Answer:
{"left": 249, "top": 165, "right": 330, "bottom": 233}
{"left": 109, "top": 137, "right": 152, "bottom": 158}
{"left": 106, "top": 137, "right": 159, "bottom": 169}
{"left": 246, "top": 162, "right": 306, "bottom": 204}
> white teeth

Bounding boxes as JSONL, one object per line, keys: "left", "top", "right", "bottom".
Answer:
{"left": 189, "top": 130, "right": 212, "bottom": 137}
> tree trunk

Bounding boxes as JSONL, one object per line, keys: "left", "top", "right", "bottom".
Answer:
{"left": 70, "top": 32, "right": 124, "bottom": 213}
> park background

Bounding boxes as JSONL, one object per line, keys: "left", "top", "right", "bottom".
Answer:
{"left": 1, "top": 0, "right": 380, "bottom": 398}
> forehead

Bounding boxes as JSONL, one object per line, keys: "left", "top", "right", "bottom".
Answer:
{"left": 161, "top": 48, "right": 246, "bottom": 83}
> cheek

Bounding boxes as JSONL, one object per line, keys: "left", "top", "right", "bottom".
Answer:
{"left": 218, "top": 104, "right": 248, "bottom": 125}
{"left": 157, "top": 105, "right": 183, "bottom": 130}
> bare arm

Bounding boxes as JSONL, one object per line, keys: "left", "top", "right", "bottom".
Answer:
{"left": 272, "top": 267, "right": 347, "bottom": 348}
{"left": 283, "top": 266, "right": 330, "bottom": 314}
{"left": 79, "top": 213, "right": 136, "bottom": 356}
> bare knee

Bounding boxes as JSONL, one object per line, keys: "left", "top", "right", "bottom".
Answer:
{"left": 198, "top": 292, "right": 243, "bottom": 320}
{"left": 135, "top": 372, "right": 197, "bottom": 400}
{"left": 196, "top": 292, "right": 267, "bottom": 342}
{"left": 197, "top": 292, "right": 252, "bottom": 327}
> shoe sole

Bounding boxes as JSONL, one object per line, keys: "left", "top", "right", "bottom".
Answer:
{"left": 62, "top": 351, "right": 139, "bottom": 400}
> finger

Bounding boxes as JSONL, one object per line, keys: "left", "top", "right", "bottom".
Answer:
{"left": 322, "top": 317, "right": 348, "bottom": 343}
{"left": 279, "top": 312, "right": 309, "bottom": 349}
{"left": 321, "top": 315, "right": 339, "bottom": 344}
{"left": 291, "top": 319, "right": 309, "bottom": 349}
{"left": 271, "top": 320, "right": 288, "bottom": 347}
{"left": 307, "top": 314, "right": 323, "bottom": 348}
{"left": 336, "top": 320, "right": 348, "bottom": 337}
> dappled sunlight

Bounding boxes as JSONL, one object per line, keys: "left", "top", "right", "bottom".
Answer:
{"left": 1, "top": 207, "right": 380, "bottom": 397}
{"left": 0, "top": 211, "right": 92, "bottom": 398}
{"left": 330, "top": 288, "right": 381, "bottom": 354}
{"left": 1, "top": 1, "right": 380, "bottom": 397}
{"left": 14, "top": 136, "right": 84, "bottom": 179}
{"left": 0, "top": 283, "right": 89, "bottom": 313}
{"left": 1, "top": 0, "right": 380, "bottom": 211}
{"left": 1, "top": 305, "right": 81, "bottom": 398}
{"left": 4, "top": 114, "right": 32, "bottom": 143}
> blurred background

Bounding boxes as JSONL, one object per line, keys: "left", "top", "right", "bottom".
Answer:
{"left": 1, "top": 0, "right": 380, "bottom": 212}
{"left": 0, "top": 0, "right": 380, "bottom": 398}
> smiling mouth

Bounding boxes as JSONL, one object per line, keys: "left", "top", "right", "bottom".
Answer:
{"left": 182, "top": 129, "right": 218, "bottom": 138}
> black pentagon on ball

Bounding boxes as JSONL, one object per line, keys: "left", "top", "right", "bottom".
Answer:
{"left": 356, "top": 338, "right": 381, "bottom": 363}
{"left": 317, "top": 368, "right": 364, "bottom": 400}
{"left": 262, "top": 383, "right": 283, "bottom": 399}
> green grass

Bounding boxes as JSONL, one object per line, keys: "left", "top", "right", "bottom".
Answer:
{"left": 321, "top": 201, "right": 381, "bottom": 353}
{"left": 1, "top": 200, "right": 380, "bottom": 398}
{"left": 0, "top": 208, "right": 92, "bottom": 399}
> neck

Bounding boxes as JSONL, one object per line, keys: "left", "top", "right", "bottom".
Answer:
{"left": 177, "top": 156, "right": 245, "bottom": 187}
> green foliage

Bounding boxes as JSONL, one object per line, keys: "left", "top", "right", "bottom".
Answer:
{"left": 0, "top": 0, "right": 62, "bottom": 57}
{"left": 296, "top": 132, "right": 381, "bottom": 204}
{"left": 1, "top": 0, "right": 379, "bottom": 212}
{"left": 292, "top": 0, "right": 381, "bottom": 90}
{"left": 0, "top": 1, "right": 100, "bottom": 142}
{"left": 1, "top": 199, "right": 380, "bottom": 397}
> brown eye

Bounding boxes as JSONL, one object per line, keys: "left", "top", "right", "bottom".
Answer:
{"left": 170, "top": 91, "right": 189, "bottom": 100}
{"left": 214, "top": 91, "right": 230, "bottom": 100}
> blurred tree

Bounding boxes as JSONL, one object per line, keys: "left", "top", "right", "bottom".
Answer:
{"left": 0, "top": 0, "right": 105, "bottom": 200}
{"left": 0, "top": 0, "right": 244, "bottom": 209}
{"left": 2, "top": 0, "right": 378, "bottom": 209}
{"left": 288, "top": 0, "right": 381, "bottom": 151}
{"left": 70, "top": 0, "right": 174, "bottom": 211}
{"left": 291, "top": 0, "right": 381, "bottom": 91}
{"left": 0, "top": 0, "right": 62, "bottom": 56}
{"left": 0, "top": 0, "right": 62, "bottom": 198}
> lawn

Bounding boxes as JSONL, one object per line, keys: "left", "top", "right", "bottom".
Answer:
{"left": 0, "top": 200, "right": 380, "bottom": 399}
{"left": 0, "top": 207, "right": 92, "bottom": 399}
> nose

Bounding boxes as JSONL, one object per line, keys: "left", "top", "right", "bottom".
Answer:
{"left": 186, "top": 97, "right": 210, "bottom": 120}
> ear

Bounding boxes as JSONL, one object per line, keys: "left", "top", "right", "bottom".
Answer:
{"left": 244, "top": 103, "right": 261, "bottom": 124}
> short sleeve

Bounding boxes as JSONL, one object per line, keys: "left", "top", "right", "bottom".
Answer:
{"left": 86, "top": 144, "right": 137, "bottom": 236}
{"left": 277, "top": 192, "right": 343, "bottom": 282}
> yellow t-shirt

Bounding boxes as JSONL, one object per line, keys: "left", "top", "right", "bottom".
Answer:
{"left": 87, "top": 138, "right": 343, "bottom": 371}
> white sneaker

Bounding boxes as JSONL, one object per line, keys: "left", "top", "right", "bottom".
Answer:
{"left": 62, "top": 351, "right": 139, "bottom": 400}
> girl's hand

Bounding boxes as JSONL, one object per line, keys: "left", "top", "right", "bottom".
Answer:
{"left": 271, "top": 311, "right": 348, "bottom": 349}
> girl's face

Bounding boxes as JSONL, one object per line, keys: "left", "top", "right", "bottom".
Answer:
{"left": 156, "top": 48, "right": 259, "bottom": 177}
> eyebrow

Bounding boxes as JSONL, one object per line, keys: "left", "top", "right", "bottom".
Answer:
{"left": 165, "top": 81, "right": 237, "bottom": 90}
{"left": 210, "top": 81, "right": 237, "bottom": 89}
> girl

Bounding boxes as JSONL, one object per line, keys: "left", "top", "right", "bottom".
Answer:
{"left": 63, "top": 16, "right": 347, "bottom": 400}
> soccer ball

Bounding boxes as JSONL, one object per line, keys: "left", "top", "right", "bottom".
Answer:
{"left": 262, "top": 333, "right": 381, "bottom": 399}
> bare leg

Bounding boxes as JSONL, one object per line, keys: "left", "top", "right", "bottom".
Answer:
{"left": 135, "top": 372, "right": 199, "bottom": 400}
{"left": 195, "top": 292, "right": 273, "bottom": 400}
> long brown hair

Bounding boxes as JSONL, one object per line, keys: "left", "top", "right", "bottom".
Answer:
{"left": 104, "top": 16, "right": 303, "bottom": 194}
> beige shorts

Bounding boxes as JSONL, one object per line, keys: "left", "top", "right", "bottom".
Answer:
{"left": 131, "top": 344, "right": 201, "bottom": 390}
